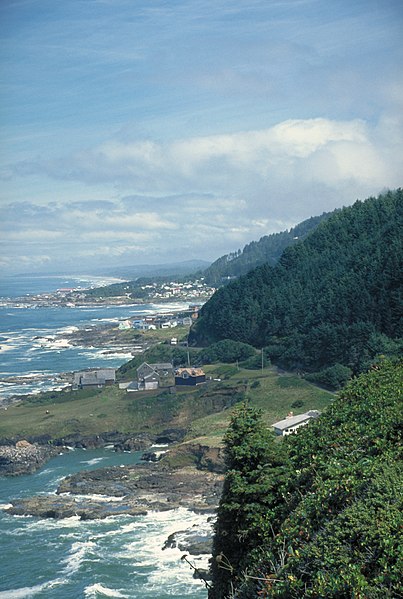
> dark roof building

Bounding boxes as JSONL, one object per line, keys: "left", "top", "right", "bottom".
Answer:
{"left": 73, "top": 368, "right": 116, "bottom": 389}
{"left": 175, "top": 367, "right": 206, "bottom": 386}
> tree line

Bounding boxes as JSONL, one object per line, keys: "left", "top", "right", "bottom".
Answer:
{"left": 190, "top": 190, "right": 403, "bottom": 379}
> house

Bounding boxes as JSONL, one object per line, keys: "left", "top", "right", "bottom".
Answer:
{"left": 175, "top": 367, "right": 206, "bottom": 386}
{"left": 135, "top": 362, "right": 173, "bottom": 390}
{"left": 73, "top": 368, "right": 116, "bottom": 390}
{"left": 136, "top": 362, "right": 173, "bottom": 380}
{"left": 143, "top": 372, "right": 159, "bottom": 390}
{"left": 272, "top": 410, "right": 320, "bottom": 436}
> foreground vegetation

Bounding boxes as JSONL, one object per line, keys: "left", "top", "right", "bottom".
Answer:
{"left": 209, "top": 359, "right": 403, "bottom": 598}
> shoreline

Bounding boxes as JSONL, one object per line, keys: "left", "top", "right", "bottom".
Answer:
{"left": 0, "top": 299, "right": 195, "bottom": 404}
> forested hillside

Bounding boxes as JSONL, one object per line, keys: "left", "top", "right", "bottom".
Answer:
{"left": 190, "top": 190, "right": 402, "bottom": 377}
{"left": 202, "top": 212, "right": 332, "bottom": 286}
{"left": 209, "top": 359, "right": 403, "bottom": 598}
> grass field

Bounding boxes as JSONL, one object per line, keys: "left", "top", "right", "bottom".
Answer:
{"left": 0, "top": 364, "right": 333, "bottom": 444}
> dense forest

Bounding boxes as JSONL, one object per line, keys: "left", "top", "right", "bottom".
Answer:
{"left": 209, "top": 359, "right": 402, "bottom": 598}
{"left": 190, "top": 190, "right": 403, "bottom": 379}
{"left": 202, "top": 212, "right": 332, "bottom": 286}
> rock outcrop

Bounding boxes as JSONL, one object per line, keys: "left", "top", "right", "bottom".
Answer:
{"left": 0, "top": 442, "right": 60, "bottom": 476}
{"left": 5, "top": 461, "right": 224, "bottom": 520}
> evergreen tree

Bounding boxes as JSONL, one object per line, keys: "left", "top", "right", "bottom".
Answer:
{"left": 209, "top": 404, "right": 289, "bottom": 598}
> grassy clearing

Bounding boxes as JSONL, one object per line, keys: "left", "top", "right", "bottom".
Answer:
{"left": 0, "top": 364, "right": 333, "bottom": 443}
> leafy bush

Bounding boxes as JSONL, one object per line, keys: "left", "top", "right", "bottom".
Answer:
{"left": 209, "top": 360, "right": 403, "bottom": 598}
{"left": 305, "top": 362, "right": 352, "bottom": 390}
{"left": 200, "top": 339, "right": 256, "bottom": 364}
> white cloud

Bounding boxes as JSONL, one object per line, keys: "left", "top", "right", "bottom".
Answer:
{"left": 24, "top": 117, "right": 400, "bottom": 198}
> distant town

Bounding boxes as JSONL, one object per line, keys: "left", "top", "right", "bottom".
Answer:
{"left": 0, "top": 277, "right": 217, "bottom": 308}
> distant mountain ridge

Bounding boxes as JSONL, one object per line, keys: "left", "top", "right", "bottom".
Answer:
{"left": 103, "top": 259, "right": 211, "bottom": 279}
{"left": 190, "top": 189, "right": 403, "bottom": 376}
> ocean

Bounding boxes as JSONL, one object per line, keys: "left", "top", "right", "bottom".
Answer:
{"left": 0, "top": 275, "right": 188, "bottom": 399}
{"left": 0, "top": 448, "right": 210, "bottom": 598}
{"left": 0, "top": 275, "right": 210, "bottom": 598}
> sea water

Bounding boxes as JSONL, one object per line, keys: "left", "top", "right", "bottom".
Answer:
{"left": 0, "top": 448, "right": 209, "bottom": 598}
{"left": 0, "top": 275, "right": 188, "bottom": 399}
{"left": 0, "top": 275, "right": 209, "bottom": 597}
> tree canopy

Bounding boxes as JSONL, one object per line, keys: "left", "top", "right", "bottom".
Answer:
{"left": 209, "top": 359, "right": 403, "bottom": 598}
{"left": 191, "top": 190, "right": 403, "bottom": 376}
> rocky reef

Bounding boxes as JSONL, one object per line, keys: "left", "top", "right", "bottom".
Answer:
{"left": 0, "top": 441, "right": 61, "bottom": 476}
{"left": 5, "top": 461, "right": 223, "bottom": 520}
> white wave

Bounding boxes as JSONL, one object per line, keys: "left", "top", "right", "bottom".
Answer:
{"left": 0, "top": 582, "right": 49, "bottom": 598}
{"left": 90, "top": 318, "right": 121, "bottom": 323}
{"left": 24, "top": 515, "right": 81, "bottom": 531}
{"left": 80, "top": 457, "right": 106, "bottom": 466}
{"left": 0, "top": 503, "right": 13, "bottom": 510}
{"left": 61, "top": 539, "right": 97, "bottom": 575}
{"left": 73, "top": 494, "right": 124, "bottom": 503}
{"left": 0, "top": 575, "right": 70, "bottom": 597}
{"left": 117, "top": 508, "right": 212, "bottom": 589}
{"left": 84, "top": 583, "right": 128, "bottom": 598}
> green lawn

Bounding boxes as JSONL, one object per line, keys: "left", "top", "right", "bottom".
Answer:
{"left": 0, "top": 364, "right": 333, "bottom": 445}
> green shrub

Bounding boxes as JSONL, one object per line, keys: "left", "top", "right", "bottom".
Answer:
{"left": 305, "top": 363, "right": 352, "bottom": 390}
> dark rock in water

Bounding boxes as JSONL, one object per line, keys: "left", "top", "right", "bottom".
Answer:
{"left": 162, "top": 525, "right": 214, "bottom": 555}
{"left": 6, "top": 461, "right": 224, "bottom": 520}
{"left": 114, "top": 434, "right": 154, "bottom": 452}
{"left": 6, "top": 495, "right": 148, "bottom": 520}
{"left": 141, "top": 451, "right": 160, "bottom": 462}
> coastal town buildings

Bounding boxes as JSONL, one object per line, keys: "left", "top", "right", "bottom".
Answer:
{"left": 174, "top": 368, "right": 206, "bottom": 386}
{"left": 73, "top": 369, "right": 116, "bottom": 390}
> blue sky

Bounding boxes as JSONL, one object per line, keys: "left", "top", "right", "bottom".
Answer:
{"left": 1, "top": 0, "right": 402, "bottom": 274}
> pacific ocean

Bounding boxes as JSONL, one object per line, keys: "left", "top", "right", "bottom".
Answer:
{"left": 0, "top": 275, "right": 209, "bottom": 598}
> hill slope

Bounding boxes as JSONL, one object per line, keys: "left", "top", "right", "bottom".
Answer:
{"left": 190, "top": 190, "right": 403, "bottom": 374}
{"left": 202, "top": 212, "right": 332, "bottom": 286}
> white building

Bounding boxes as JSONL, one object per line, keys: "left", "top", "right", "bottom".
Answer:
{"left": 272, "top": 410, "right": 320, "bottom": 436}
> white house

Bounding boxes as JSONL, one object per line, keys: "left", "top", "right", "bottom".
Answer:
{"left": 272, "top": 410, "right": 320, "bottom": 436}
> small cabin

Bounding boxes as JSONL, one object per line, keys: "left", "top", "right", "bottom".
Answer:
{"left": 175, "top": 367, "right": 206, "bottom": 386}
{"left": 272, "top": 410, "right": 320, "bottom": 436}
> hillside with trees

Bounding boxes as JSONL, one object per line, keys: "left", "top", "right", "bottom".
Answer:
{"left": 190, "top": 190, "right": 403, "bottom": 380}
{"left": 209, "top": 359, "right": 403, "bottom": 598}
{"left": 201, "top": 212, "right": 332, "bottom": 286}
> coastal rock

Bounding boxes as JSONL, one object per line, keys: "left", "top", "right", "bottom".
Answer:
{"left": 163, "top": 443, "right": 225, "bottom": 473}
{"left": 6, "top": 462, "right": 224, "bottom": 519}
{"left": 6, "top": 495, "right": 148, "bottom": 520}
{"left": 163, "top": 529, "right": 213, "bottom": 555}
{"left": 0, "top": 443, "right": 60, "bottom": 476}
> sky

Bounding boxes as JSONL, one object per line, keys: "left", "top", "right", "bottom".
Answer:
{"left": 1, "top": 0, "right": 402, "bottom": 275}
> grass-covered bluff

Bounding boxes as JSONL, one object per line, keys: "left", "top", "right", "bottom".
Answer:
{"left": 0, "top": 360, "right": 332, "bottom": 447}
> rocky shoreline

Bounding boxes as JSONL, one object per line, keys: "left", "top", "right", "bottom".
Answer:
{"left": 6, "top": 462, "right": 223, "bottom": 519}
{"left": 1, "top": 433, "right": 225, "bottom": 518}
{"left": 0, "top": 441, "right": 62, "bottom": 476}
{"left": 1, "top": 432, "right": 225, "bottom": 568}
